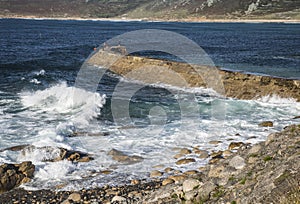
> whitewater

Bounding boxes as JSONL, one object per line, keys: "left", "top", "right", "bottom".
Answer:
{"left": 0, "top": 67, "right": 299, "bottom": 190}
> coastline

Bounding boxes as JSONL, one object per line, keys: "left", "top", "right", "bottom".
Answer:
{"left": 1, "top": 124, "right": 299, "bottom": 203}
{"left": 1, "top": 15, "right": 300, "bottom": 24}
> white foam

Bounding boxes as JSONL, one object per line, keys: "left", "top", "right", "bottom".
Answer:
{"left": 20, "top": 82, "right": 106, "bottom": 127}
{"left": 30, "top": 78, "right": 41, "bottom": 84}
{"left": 257, "top": 95, "right": 297, "bottom": 104}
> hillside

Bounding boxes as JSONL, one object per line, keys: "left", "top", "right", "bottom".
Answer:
{"left": 0, "top": 0, "right": 300, "bottom": 20}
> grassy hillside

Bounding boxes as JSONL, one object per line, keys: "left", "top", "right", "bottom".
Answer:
{"left": 0, "top": 0, "right": 299, "bottom": 20}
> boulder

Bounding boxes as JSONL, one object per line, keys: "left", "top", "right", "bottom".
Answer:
{"left": 182, "top": 179, "right": 202, "bottom": 192}
{"left": 108, "top": 149, "right": 143, "bottom": 165}
{"left": 259, "top": 121, "right": 273, "bottom": 127}
{"left": 176, "top": 158, "right": 196, "bottom": 165}
{"left": 229, "top": 155, "right": 246, "bottom": 170}
{"left": 0, "top": 161, "right": 35, "bottom": 193}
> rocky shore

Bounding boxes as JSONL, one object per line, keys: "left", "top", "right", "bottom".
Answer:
{"left": 0, "top": 124, "right": 299, "bottom": 203}
{"left": 1, "top": 51, "right": 299, "bottom": 203}
{"left": 87, "top": 50, "right": 300, "bottom": 102}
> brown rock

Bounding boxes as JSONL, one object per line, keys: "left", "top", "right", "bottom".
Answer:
{"left": 176, "top": 158, "right": 196, "bottom": 165}
{"left": 259, "top": 121, "right": 273, "bottom": 127}
{"left": 209, "top": 140, "right": 222, "bottom": 145}
{"left": 222, "top": 150, "right": 232, "bottom": 158}
{"left": 228, "top": 142, "right": 245, "bottom": 150}
{"left": 0, "top": 161, "right": 35, "bottom": 193}
{"left": 131, "top": 179, "right": 140, "bottom": 185}
{"left": 164, "top": 167, "right": 174, "bottom": 173}
{"left": 150, "top": 170, "right": 163, "bottom": 178}
{"left": 173, "top": 153, "right": 184, "bottom": 159}
{"left": 101, "top": 170, "right": 113, "bottom": 175}
{"left": 169, "top": 175, "right": 187, "bottom": 183}
{"left": 211, "top": 151, "right": 224, "bottom": 159}
{"left": 162, "top": 178, "right": 174, "bottom": 186}
{"left": 108, "top": 149, "right": 143, "bottom": 165}
{"left": 68, "top": 193, "right": 81, "bottom": 202}
{"left": 179, "top": 148, "right": 192, "bottom": 155}
{"left": 184, "top": 170, "right": 199, "bottom": 175}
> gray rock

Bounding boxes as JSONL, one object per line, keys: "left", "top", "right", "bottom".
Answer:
{"left": 182, "top": 179, "right": 202, "bottom": 192}
{"left": 229, "top": 155, "right": 245, "bottom": 170}
{"left": 111, "top": 195, "right": 126, "bottom": 203}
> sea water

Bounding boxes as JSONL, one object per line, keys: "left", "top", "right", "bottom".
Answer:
{"left": 0, "top": 19, "right": 299, "bottom": 190}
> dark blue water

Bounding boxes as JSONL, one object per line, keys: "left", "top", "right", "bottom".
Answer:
{"left": 0, "top": 19, "right": 299, "bottom": 82}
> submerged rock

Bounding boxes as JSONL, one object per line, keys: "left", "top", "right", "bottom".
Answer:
{"left": 0, "top": 161, "right": 35, "bottom": 193}
{"left": 107, "top": 149, "right": 143, "bottom": 165}
{"left": 259, "top": 121, "right": 274, "bottom": 127}
{"left": 176, "top": 158, "right": 196, "bottom": 165}
{"left": 20, "top": 146, "right": 94, "bottom": 163}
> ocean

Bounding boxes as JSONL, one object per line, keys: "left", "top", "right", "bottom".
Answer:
{"left": 0, "top": 18, "right": 299, "bottom": 190}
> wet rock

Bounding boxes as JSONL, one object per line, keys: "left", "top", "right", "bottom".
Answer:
{"left": 131, "top": 179, "right": 140, "bottom": 185}
{"left": 107, "top": 149, "right": 143, "bottom": 165}
{"left": 176, "top": 158, "right": 196, "bottom": 165}
{"left": 228, "top": 142, "right": 245, "bottom": 150}
{"left": 222, "top": 150, "right": 232, "bottom": 158}
{"left": 229, "top": 155, "right": 245, "bottom": 170}
{"left": 20, "top": 146, "right": 93, "bottom": 163}
{"left": 259, "top": 121, "right": 273, "bottom": 127}
{"left": 169, "top": 175, "right": 187, "bottom": 183}
{"left": 0, "top": 161, "right": 35, "bottom": 193}
{"left": 293, "top": 116, "right": 300, "bottom": 119}
{"left": 198, "top": 150, "right": 209, "bottom": 159}
{"left": 0, "top": 144, "right": 30, "bottom": 152}
{"left": 152, "top": 164, "right": 164, "bottom": 169}
{"left": 179, "top": 148, "right": 192, "bottom": 155}
{"left": 101, "top": 170, "right": 113, "bottom": 175}
{"left": 173, "top": 153, "right": 184, "bottom": 159}
{"left": 164, "top": 167, "right": 174, "bottom": 173}
{"left": 184, "top": 170, "right": 198, "bottom": 175}
{"left": 209, "top": 140, "right": 222, "bottom": 145}
{"left": 209, "top": 157, "right": 223, "bottom": 164}
{"left": 211, "top": 150, "right": 224, "bottom": 159}
{"left": 150, "top": 170, "right": 163, "bottom": 178}
{"left": 162, "top": 178, "right": 174, "bottom": 186}
{"left": 182, "top": 179, "right": 202, "bottom": 192}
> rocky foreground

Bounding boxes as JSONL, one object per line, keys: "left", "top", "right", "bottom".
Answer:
{"left": 0, "top": 124, "right": 299, "bottom": 203}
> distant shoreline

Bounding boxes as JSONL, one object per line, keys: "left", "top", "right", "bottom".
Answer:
{"left": 1, "top": 15, "right": 300, "bottom": 24}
